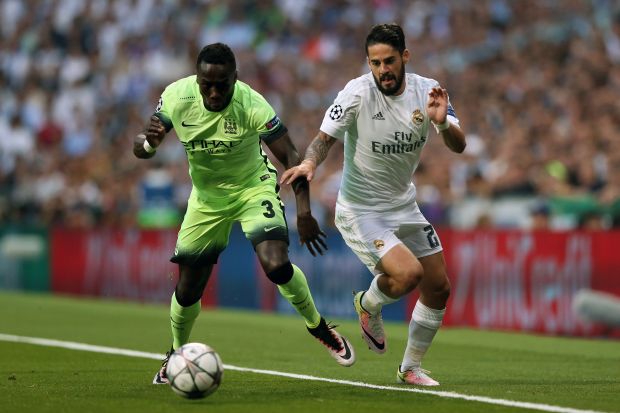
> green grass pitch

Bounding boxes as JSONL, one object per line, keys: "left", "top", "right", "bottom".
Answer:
{"left": 0, "top": 290, "right": 618, "bottom": 413}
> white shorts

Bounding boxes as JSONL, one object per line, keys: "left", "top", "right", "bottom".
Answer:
{"left": 334, "top": 202, "right": 443, "bottom": 275}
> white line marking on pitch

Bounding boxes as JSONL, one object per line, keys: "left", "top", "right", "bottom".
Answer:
{"left": 0, "top": 333, "right": 608, "bottom": 413}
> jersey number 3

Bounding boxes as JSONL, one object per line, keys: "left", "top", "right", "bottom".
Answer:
{"left": 261, "top": 200, "right": 275, "bottom": 218}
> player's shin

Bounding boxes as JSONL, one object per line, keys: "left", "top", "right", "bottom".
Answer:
{"left": 401, "top": 300, "right": 445, "bottom": 370}
{"left": 170, "top": 292, "right": 201, "bottom": 349}
{"left": 362, "top": 275, "right": 398, "bottom": 313}
{"left": 274, "top": 264, "right": 322, "bottom": 328}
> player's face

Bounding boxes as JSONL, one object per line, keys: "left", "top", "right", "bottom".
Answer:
{"left": 196, "top": 62, "right": 237, "bottom": 112}
{"left": 367, "top": 44, "right": 409, "bottom": 96}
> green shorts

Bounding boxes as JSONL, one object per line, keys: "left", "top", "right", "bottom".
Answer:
{"left": 171, "top": 179, "right": 289, "bottom": 267}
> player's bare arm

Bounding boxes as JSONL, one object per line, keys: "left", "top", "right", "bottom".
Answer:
{"left": 133, "top": 115, "right": 167, "bottom": 159}
{"left": 267, "top": 132, "right": 328, "bottom": 256}
{"left": 427, "top": 87, "right": 466, "bottom": 153}
{"left": 280, "top": 131, "right": 337, "bottom": 185}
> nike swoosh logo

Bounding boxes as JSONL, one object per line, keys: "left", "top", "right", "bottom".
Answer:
{"left": 340, "top": 337, "right": 353, "bottom": 360}
{"left": 361, "top": 327, "right": 385, "bottom": 350}
{"left": 181, "top": 121, "right": 199, "bottom": 127}
{"left": 264, "top": 226, "right": 279, "bottom": 232}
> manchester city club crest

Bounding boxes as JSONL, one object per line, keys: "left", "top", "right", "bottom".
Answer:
{"left": 224, "top": 118, "right": 238, "bottom": 134}
{"left": 411, "top": 109, "right": 424, "bottom": 125}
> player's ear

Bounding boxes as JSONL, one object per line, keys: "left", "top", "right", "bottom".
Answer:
{"left": 402, "top": 49, "right": 410, "bottom": 64}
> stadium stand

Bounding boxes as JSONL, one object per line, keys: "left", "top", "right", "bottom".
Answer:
{"left": 1, "top": 0, "right": 619, "bottom": 230}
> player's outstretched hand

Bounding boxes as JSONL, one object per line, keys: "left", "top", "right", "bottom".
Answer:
{"left": 427, "top": 87, "right": 448, "bottom": 124}
{"left": 280, "top": 160, "right": 317, "bottom": 185}
{"left": 297, "top": 213, "right": 328, "bottom": 256}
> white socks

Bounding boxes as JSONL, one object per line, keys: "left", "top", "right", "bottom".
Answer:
{"left": 361, "top": 275, "right": 398, "bottom": 313}
{"left": 401, "top": 300, "right": 445, "bottom": 370}
{"left": 361, "top": 277, "right": 445, "bottom": 370}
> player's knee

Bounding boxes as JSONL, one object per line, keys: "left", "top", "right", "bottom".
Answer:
{"left": 265, "top": 261, "right": 294, "bottom": 285}
{"left": 421, "top": 275, "right": 451, "bottom": 307}
{"left": 405, "top": 263, "right": 424, "bottom": 291}
{"left": 435, "top": 277, "right": 451, "bottom": 303}
{"left": 175, "top": 285, "right": 202, "bottom": 307}
{"left": 391, "top": 264, "right": 424, "bottom": 297}
{"left": 256, "top": 240, "right": 289, "bottom": 274}
{"left": 175, "top": 265, "right": 211, "bottom": 306}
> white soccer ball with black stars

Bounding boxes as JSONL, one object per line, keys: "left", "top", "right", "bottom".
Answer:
{"left": 165, "top": 342, "right": 223, "bottom": 399}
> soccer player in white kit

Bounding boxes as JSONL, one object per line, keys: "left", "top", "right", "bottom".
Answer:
{"left": 281, "top": 23, "right": 466, "bottom": 386}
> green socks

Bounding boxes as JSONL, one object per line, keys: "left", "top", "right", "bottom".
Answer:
{"left": 277, "top": 264, "right": 322, "bottom": 328}
{"left": 169, "top": 264, "right": 320, "bottom": 345}
{"left": 170, "top": 292, "right": 201, "bottom": 350}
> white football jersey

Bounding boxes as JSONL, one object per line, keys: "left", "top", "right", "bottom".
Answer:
{"left": 320, "top": 72, "right": 459, "bottom": 211}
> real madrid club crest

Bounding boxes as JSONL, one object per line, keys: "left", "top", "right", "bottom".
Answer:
{"left": 411, "top": 109, "right": 424, "bottom": 125}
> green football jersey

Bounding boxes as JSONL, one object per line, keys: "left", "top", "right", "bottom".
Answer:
{"left": 155, "top": 76, "right": 286, "bottom": 200}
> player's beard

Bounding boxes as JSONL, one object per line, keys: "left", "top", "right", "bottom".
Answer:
{"left": 374, "top": 63, "right": 405, "bottom": 96}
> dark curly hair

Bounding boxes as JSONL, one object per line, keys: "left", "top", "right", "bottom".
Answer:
{"left": 365, "top": 23, "right": 406, "bottom": 55}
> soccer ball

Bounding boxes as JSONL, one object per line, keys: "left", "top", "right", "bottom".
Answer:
{"left": 165, "top": 342, "right": 223, "bottom": 399}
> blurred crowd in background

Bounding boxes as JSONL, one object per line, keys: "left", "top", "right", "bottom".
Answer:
{"left": 1, "top": 0, "right": 620, "bottom": 230}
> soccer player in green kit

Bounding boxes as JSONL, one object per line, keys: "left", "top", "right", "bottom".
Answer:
{"left": 133, "top": 43, "right": 355, "bottom": 384}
